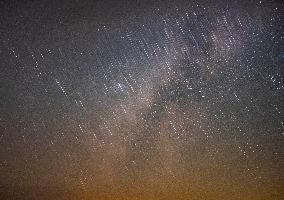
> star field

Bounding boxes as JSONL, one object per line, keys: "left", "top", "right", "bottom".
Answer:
{"left": 0, "top": 0, "right": 283, "bottom": 199}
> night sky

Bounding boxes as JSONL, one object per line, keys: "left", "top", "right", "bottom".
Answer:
{"left": 0, "top": 0, "right": 284, "bottom": 199}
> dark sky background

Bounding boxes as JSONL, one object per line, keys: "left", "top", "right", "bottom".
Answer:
{"left": 0, "top": 0, "right": 284, "bottom": 199}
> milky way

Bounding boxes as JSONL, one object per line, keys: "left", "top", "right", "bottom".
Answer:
{"left": 0, "top": 0, "right": 284, "bottom": 199}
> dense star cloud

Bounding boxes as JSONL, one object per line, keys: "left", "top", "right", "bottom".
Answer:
{"left": 0, "top": 0, "right": 283, "bottom": 199}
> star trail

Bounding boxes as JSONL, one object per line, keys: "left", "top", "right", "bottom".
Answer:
{"left": 0, "top": 0, "right": 283, "bottom": 199}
